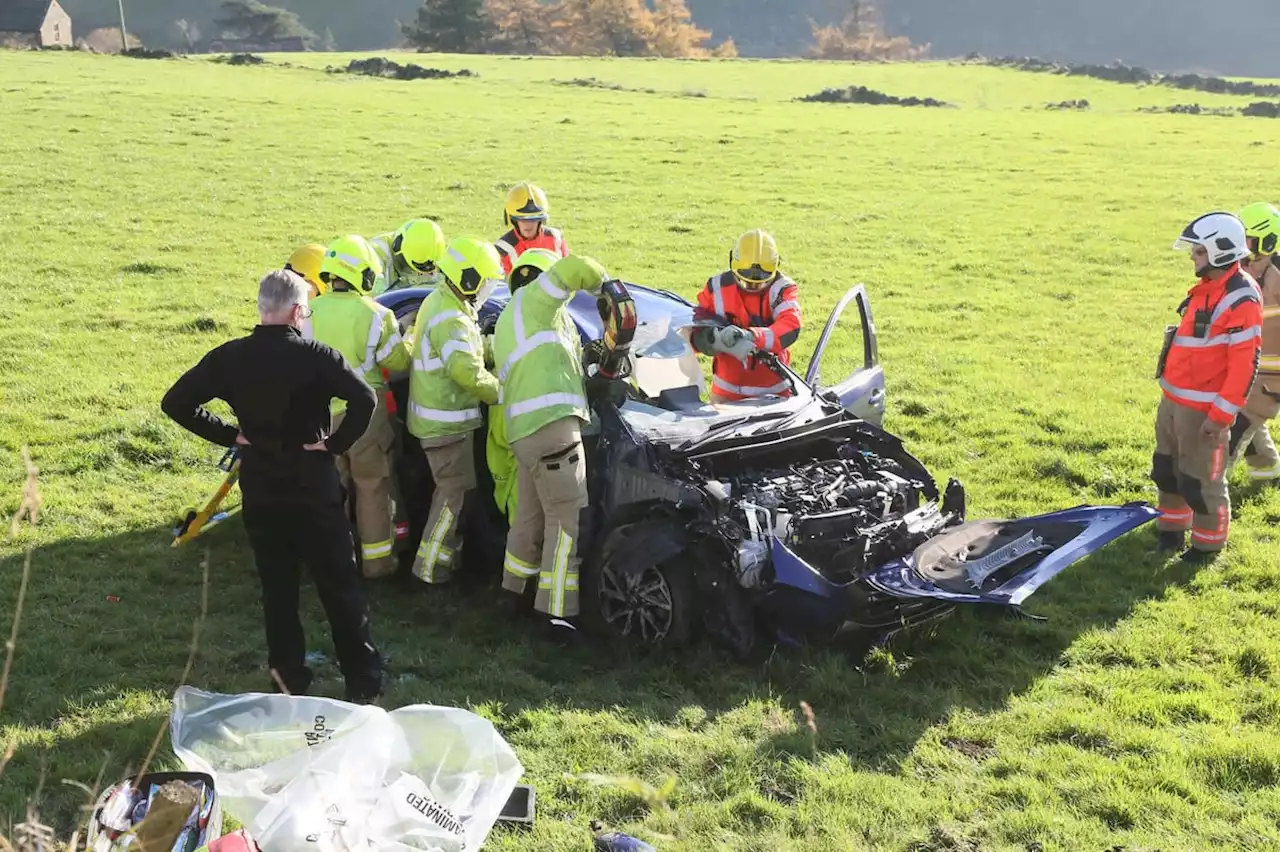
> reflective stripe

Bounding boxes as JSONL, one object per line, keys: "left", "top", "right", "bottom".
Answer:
{"left": 538, "top": 273, "right": 567, "bottom": 301}
{"left": 498, "top": 331, "right": 562, "bottom": 383}
{"left": 1212, "top": 397, "right": 1240, "bottom": 417}
{"left": 376, "top": 331, "right": 403, "bottom": 363}
{"left": 513, "top": 287, "right": 528, "bottom": 342}
{"left": 1173, "top": 327, "right": 1262, "bottom": 348}
{"left": 504, "top": 552, "right": 539, "bottom": 578}
{"left": 1264, "top": 306, "right": 1280, "bottom": 319}
{"left": 760, "top": 328, "right": 775, "bottom": 349}
{"left": 428, "top": 310, "right": 464, "bottom": 330}
{"left": 712, "top": 375, "right": 791, "bottom": 397}
{"left": 363, "top": 539, "right": 393, "bottom": 559}
{"left": 1211, "top": 442, "right": 1225, "bottom": 480}
{"left": 546, "top": 526, "right": 574, "bottom": 617}
{"left": 1160, "top": 508, "right": 1193, "bottom": 520}
{"left": 1248, "top": 462, "right": 1280, "bottom": 480}
{"left": 1258, "top": 356, "right": 1280, "bottom": 370}
{"left": 1192, "top": 529, "right": 1227, "bottom": 543}
{"left": 359, "top": 311, "right": 384, "bottom": 374}
{"left": 414, "top": 356, "right": 444, "bottom": 372}
{"left": 507, "top": 392, "right": 586, "bottom": 417}
{"left": 1160, "top": 379, "right": 1218, "bottom": 404}
{"left": 768, "top": 277, "right": 790, "bottom": 307}
{"left": 1211, "top": 286, "right": 1260, "bottom": 322}
{"left": 410, "top": 402, "right": 480, "bottom": 422}
{"left": 441, "top": 340, "right": 472, "bottom": 361}
{"left": 496, "top": 239, "right": 517, "bottom": 260}
{"left": 416, "top": 505, "right": 455, "bottom": 582}
{"left": 538, "top": 576, "right": 580, "bottom": 590}
{"left": 710, "top": 277, "right": 725, "bottom": 317}
{"left": 774, "top": 300, "right": 800, "bottom": 314}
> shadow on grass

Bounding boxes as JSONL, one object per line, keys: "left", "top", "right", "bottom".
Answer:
{"left": 0, "top": 517, "right": 1197, "bottom": 835}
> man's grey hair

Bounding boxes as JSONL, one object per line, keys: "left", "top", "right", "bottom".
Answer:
{"left": 258, "top": 269, "right": 310, "bottom": 317}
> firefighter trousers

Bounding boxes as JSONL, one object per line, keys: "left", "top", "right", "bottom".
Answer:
{"left": 413, "top": 431, "right": 476, "bottom": 583}
{"left": 1229, "top": 377, "right": 1280, "bottom": 480}
{"left": 333, "top": 394, "right": 397, "bottom": 579}
{"left": 1151, "top": 397, "right": 1231, "bottom": 552}
{"left": 501, "top": 417, "right": 588, "bottom": 619}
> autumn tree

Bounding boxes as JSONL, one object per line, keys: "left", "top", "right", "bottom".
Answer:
{"left": 484, "top": 0, "right": 561, "bottom": 54}
{"left": 809, "top": 0, "right": 929, "bottom": 60}
{"left": 402, "top": 0, "right": 495, "bottom": 52}
{"left": 647, "top": 0, "right": 722, "bottom": 57}
{"left": 214, "top": 0, "right": 319, "bottom": 46}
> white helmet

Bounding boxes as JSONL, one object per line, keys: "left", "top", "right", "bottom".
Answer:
{"left": 1172, "top": 212, "right": 1250, "bottom": 268}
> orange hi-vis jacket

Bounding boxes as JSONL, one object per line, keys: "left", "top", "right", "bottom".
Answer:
{"left": 495, "top": 226, "right": 568, "bottom": 275}
{"left": 1160, "top": 262, "right": 1263, "bottom": 426}
{"left": 697, "top": 271, "right": 803, "bottom": 401}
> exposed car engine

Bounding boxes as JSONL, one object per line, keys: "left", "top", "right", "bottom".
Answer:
{"left": 707, "top": 449, "right": 956, "bottom": 588}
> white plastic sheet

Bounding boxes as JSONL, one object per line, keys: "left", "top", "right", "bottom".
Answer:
{"left": 169, "top": 687, "right": 523, "bottom": 852}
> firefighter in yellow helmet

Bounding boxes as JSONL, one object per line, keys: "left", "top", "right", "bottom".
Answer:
{"left": 285, "top": 244, "right": 328, "bottom": 299}
{"left": 369, "top": 218, "right": 447, "bottom": 296}
{"left": 309, "top": 235, "right": 412, "bottom": 579}
{"left": 495, "top": 182, "right": 569, "bottom": 276}
{"left": 406, "top": 236, "right": 505, "bottom": 584}
{"left": 693, "top": 229, "right": 803, "bottom": 402}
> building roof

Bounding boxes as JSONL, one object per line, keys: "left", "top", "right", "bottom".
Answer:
{"left": 0, "top": 0, "right": 55, "bottom": 33}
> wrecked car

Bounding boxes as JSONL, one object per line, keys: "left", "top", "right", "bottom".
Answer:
{"left": 376, "top": 281, "right": 1158, "bottom": 655}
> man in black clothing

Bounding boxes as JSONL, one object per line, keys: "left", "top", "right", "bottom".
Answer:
{"left": 161, "top": 269, "right": 386, "bottom": 702}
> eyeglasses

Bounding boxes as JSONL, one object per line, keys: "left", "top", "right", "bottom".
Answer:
{"left": 295, "top": 304, "right": 313, "bottom": 319}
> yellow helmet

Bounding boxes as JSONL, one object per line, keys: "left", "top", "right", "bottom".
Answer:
{"left": 393, "top": 219, "right": 446, "bottom": 273}
{"left": 285, "top": 243, "right": 328, "bottom": 297}
{"left": 508, "top": 247, "right": 560, "bottom": 292}
{"left": 1239, "top": 202, "right": 1280, "bottom": 257}
{"left": 730, "top": 229, "right": 780, "bottom": 290}
{"left": 320, "top": 235, "right": 383, "bottom": 294}
{"left": 504, "top": 182, "right": 550, "bottom": 228}
{"left": 438, "top": 236, "right": 505, "bottom": 299}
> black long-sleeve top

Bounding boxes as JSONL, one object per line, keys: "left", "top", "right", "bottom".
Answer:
{"left": 161, "top": 324, "right": 376, "bottom": 506}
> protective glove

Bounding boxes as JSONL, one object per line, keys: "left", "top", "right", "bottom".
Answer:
{"left": 586, "top": 373, "right": 630, "bottom": 408}
{"left": 479, "top": 310, "right": 498, "bottom": 335}
{"left": 549, "top": 255, "right": 609, "bottom": 295}
{"left": 713, "top": 325, "right": 757, "bottom": 363}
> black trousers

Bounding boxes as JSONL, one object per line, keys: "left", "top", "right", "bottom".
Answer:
{"left": 241, "top": 499, "right": 384, "bottom": 699}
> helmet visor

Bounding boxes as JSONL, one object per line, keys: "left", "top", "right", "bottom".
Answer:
{"left": 409, "top": 258, "right": 437, "bottom": 274}
{"left": 1247, "top": 234, "right": 1279, "bottom": 256}
{"left": 733, "top": 264, "right": 775, "bottom": 289}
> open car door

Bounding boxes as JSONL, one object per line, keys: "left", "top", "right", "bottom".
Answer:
{"left": 803, "top": 285, "right": 885, "bottom": 426}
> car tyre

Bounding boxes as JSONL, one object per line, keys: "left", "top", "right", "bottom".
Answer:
{"left": 582, "top": 521, "right": 698, "bottom": 648}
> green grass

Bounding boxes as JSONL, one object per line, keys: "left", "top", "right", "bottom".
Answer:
{"left": 3, "top": 48, "right": 1280, "bottom": 851}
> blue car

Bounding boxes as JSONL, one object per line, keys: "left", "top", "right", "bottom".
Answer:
{"left": 376, "top": 282, "right": 1157, "bottom": 656}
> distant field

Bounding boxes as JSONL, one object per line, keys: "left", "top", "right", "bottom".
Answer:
{"left": 2, "top": 49, "right": 1280, "bottom": 851}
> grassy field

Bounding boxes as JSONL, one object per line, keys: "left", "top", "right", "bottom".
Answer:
{"left": 2, "top": 48, "right": 1280, "bottom": 851}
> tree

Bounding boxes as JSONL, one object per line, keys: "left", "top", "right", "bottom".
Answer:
{"left": 808, "top": 0, "right": 928, "bottom": 60}
{"left": 484, "top": 0, "right": 559, "bottom": 54}
{"left": 173, "top": 18, "right": 201, "bottom": 52}
{"left": 214, "top": 0, "right": 319, "bottom": 46}
{"left": 554, "top": 0, "right": 652, "bottom": 56}
{"left": 648, "top": 0, "right": 717, "bottom": 57}
{"left": 402, "top": 0, "right": 495, "bottom": 53}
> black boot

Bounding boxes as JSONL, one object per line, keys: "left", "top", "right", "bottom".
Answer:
{"left": 1156, "top": 530, "right": 1185, "bottom": 553}
{"left": 1179, "top": 547, "right": 1219, "bottom": 566}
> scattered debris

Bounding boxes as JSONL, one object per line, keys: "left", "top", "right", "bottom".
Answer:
{"left": 942, "top": 737, "right": 997, "bottom": 761}
{"left": 121, "top": 47, "right": 177, "bottom": 60}
{"left": 1045, "top": 99, "right": 1090, "bottom": 110}
{"left": 213, "top": 53, "right": 265, "bottom": 66}
{"left": 592, "top": 820, "right": 657, "bottom": 852}
{"left": 797, "top": 85, "right": 952, "bottom": 107}
{"left": 1242, "top": 101, "right": 1280, "bottom": 118}
{"left": 331, "top": 57, "right": 476, "bottom": 81}
{"left": 967, "top": 53, "right": 1280, "bottom": 99}
{"left": 1138, "top": 103, "right": 1256, "bottom": 117}
{"left": 106, "top": 595, "right": 120, "bottom": 603}
{"left": 552, "top": 77, "right": 656, "bottom": 94}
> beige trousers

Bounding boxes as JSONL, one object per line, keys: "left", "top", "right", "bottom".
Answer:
{"left": 413, "top": 432, "right": 476, "bottom": 583}
{"left": 1152, "top": 397, "right": 1231, "bottom": 552}
{"left": 501, "top": 417, "right": 588, "bottom": 619}
{"left": 333, "top": 395, "right": 397, "bottom": 578}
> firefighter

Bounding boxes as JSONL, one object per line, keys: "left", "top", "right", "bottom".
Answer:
{"left": 285, "top": 243, "right": 328, "bottom": 299}
{"left": 692, "top": 229, "right": 803, "bottom": 402}
{"left": 493, "top": 254, "right": 610, "bottom": 641}
{"left": 487, "top": 248, "right": 562, "bottom": 525}
{"left": 407, "top": 237, "right": 505, "bottom": 584}
{"left": 369, "top": 218, "right": 447, "bottom": 296}
{"left": 1153, "top": 211, "right": 1263, "bottom": 561}
{"left": 310, "top": 235, "right": 412, "bottom": 579}
{"left": 495, "top": 182, "right": 569, "bottom": 276}
{"left": 1229, "top": 202, "right": 1280, "bottom": 481}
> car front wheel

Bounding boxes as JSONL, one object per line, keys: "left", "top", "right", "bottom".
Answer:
{"left": 583, "top": 520, "right": 697, "bottom": 647}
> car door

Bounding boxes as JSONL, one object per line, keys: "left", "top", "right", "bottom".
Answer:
{"left": 803, "top": 285, "right": 885, "bottom": 427}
